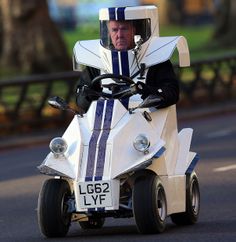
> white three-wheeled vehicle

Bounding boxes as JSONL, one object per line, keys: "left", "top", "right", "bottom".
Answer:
{"left": 37, "top": 5, "right": 200, "bottom": 237}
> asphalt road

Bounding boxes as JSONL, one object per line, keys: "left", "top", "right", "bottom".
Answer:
{"left": 0, "top": 113, "right": 236, "bottom": 242}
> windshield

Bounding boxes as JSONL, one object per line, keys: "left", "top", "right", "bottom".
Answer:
{"left": 100, "top": 19, "right": 151, "bottom": 51}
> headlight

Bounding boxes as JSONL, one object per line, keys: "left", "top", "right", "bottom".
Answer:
{"left": 133, "top": 134, "right": 150, "bottom": 153}
{"left": 49, "top": 137, "right": 68, "bottom": 155}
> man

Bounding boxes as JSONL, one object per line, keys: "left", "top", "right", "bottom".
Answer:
{"left": 76, "top": 20, "right": 179, "bottom": 111}
{"left": 107, "top": 20, "right": 179, "bottom": 109}
{"left": 108, "top": 20, "right": 135, "bottom": 50}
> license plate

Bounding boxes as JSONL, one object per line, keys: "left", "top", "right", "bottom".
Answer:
{"left": 78, "top": 181, "right": 112, "bottom": 209}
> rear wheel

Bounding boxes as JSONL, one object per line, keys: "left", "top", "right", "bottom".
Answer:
{"left": 37, "top": 179, "right": 72, "bottom": 238}
{"left": 171, "top": 172, "right": 200, "bottom": 225}
{"left": 79, "top": 217, "right": 105, "bottom": 229}
{"left": 133, "top": 172, "right": 167, "bottom": 234}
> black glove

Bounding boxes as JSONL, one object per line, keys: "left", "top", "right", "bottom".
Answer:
{"left": 136, "top": 81, "right": 150, "bottom": 96}
{"left": 139, "top": 94, "right": 164, "bottom": 108}
{"left": 76, "top": 85, "right": 100, "bottom": 113}
{"left": 77, "top": 85, "right": 100, "bottom": 101}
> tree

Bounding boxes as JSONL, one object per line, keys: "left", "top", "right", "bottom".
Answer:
{"left": 167, "top": 0, "right": 185, "bottom": 25}
{"left": 212, "top": 0, "right": 236, "bottom": 47}
{"left": 0, "top": 0, "right": 72, "bottom": 76}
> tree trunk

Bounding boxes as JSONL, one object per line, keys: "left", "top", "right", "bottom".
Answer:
{"left": 213, "top": 0, "right": 236, "bottom": 47}
{"left": 0, "top": 0, "right": 72, "bottom": 76}
{"left": 0, "top": 4, "right": 3, "bottom": 56}
{"left": 167, "top": 0, "right": 185, "bottom": 25}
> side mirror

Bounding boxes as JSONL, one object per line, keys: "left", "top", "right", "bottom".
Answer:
{"left": 48, "top": 96, "right": 70, "bottom": 111}
{"left": 132, "top": 35, "right": 143, "bottom": 55}
{"left": 134, "top": 35, "right": 142, "bottom": 45}
{"left": 138, "top": 95, "right": 163, "bottom": 109}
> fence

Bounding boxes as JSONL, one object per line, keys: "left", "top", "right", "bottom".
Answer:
{"left": 177, "top": 54, "right": 236, "bottom": 105}
{"left": 0, "top": 54, "right": 236, "bottom": 134}
{"left": 0, "top": 72, "right": 80, "bottom": 134}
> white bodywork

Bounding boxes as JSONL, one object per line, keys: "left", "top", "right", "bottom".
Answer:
{"left": 39, "top": 5, "right": 198, "bottom": 217}
{"left": 73, "top": 5, "right": 189, "bottom": 73}
{"left": 73, "top": 35, "right": 189, "bottom": 76}
{"left": 40, "top": 99, "right": 198, "bottom": 214}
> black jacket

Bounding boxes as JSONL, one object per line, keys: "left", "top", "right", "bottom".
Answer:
{"left": 142, "top": 60, "right": 179, "bottom": 108}
{"left": 76, "top": 60, "right": 179, "bottom": 111}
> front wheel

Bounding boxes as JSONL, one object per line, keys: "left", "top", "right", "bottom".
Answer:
{"left": 133, "top": 172, "right": 167, "bottom": 234}
{"left": 171, "top": 172, "right": 200, "bottom": 225}
{"left": 37, "top": 179, "right": 72, "bottom": 238}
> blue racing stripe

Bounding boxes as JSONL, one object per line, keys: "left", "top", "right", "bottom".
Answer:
{"left": 120, "top": 51, "right": 130, "bottom": 109}
{"left": 95, "top": 176, "right": 102, "bottom": 181}
{"left": 108, "top": 8, "right": 116, "bottom": 20}
{"left": 97, "top": 207, "right": 105, "bottom": 212}
{"left": 120, "top": 97, "right": 129, "bottom": 109}
{"left": 117, "top": 7, "right": 126, "bottom": 20}
{"left": 88, "top": 208, "right": 96, "bottom": 212}
{"left": 120, "top": 51, "right": 130, "bottom": 76}
{"left": 112, "top": 51, "right": 120, "bottom": 76}
{"left": 85, "top": 100, "right": 105, "bottom": 181}
{"left": 95, "top": 130, "right": 110, "bottom": 179}
{"left": 95, "top": 100, "right": 114, "bottom": 179}
{"left": 153, "top": 146, "right": 166, "bottom": 158}
{"left": 186, "top": 154, "right": 200, "bottom": 174}
{"left": 102, "top": 100, "right": 114, "bottom": 129}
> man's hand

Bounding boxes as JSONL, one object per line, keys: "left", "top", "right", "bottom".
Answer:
{"left": 136, "top": 81, "right": 149, "bottom": 95}
{"left": 139, "top": 94, "right": 164, "bottom": 108}
{"left": 77, "top": 85, "right": 100, "bottom": 101}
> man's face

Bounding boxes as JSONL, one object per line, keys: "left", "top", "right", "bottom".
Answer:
{"left": 108, "top": 20, "right": 135, "bottom": 50}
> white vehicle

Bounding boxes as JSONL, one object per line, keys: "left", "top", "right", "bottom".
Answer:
{"left": 37, "top": 5, "right": 200, "bottom": 238}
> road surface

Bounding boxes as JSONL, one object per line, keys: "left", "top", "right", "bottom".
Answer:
{"left": 0, "top": 113, "right": 236, "bottom": 242}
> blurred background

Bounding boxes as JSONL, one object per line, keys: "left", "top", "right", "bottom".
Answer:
{"left": 1, "top": 2, "right": 235, "bottom": 241}
{"left": 0, "top": 0, "right": 235, "bottom": 135}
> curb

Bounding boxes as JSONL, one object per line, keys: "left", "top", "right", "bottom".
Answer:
{"left": 0, "top": 129, "right": 64, "bottom": 151}
{"left": 1, "top": 101, "right": 236, "bottom": 151}
{"left": 177, "top": 100, "right": 236, "bottom": 121}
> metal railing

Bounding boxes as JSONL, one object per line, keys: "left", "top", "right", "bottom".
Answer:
{"left": 0, "top": 72, "right": 80, "bottom": 133}
{"left": 176, "top": 54, "right": 236, "bottom": 105}
{"left": 0, "top": 54, "right": 236, "bottom": 133}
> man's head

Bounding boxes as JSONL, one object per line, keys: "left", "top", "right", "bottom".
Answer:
{"left": 108, "top": 20, "right": 135, "bottom": 51}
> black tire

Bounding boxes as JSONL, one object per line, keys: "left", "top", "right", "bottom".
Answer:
{"left": 171, "top": 172, "right": 200, "bottom": 225}
{"left": 79, "top": 217, "right": 105, "bottom": 229}
{"left": 37, "top": 179, "right": 72, "bottom": 238}
{"left": 133, "top": 172, "right": 167, "bottom": 234}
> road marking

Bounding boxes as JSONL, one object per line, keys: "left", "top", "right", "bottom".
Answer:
{"left": 213, "top": 164, "right": 236, "bottom": 172}
{"left": 206, "top": 129, "right": 233, "bottom": 138}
